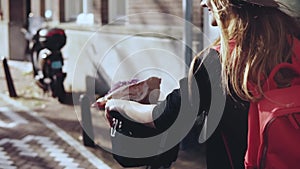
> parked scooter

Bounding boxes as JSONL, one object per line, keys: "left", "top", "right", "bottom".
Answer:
{"left": 32, "top": 27, "right": 67, "bottom": 103}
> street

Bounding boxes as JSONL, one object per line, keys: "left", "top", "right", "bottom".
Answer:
{"left": 0, "top": 60, "right": 205, "bottom": 169}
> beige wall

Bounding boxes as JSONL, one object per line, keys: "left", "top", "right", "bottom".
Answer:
{"left": 0, "top": 21, "right": 9, "bottom": 58}
{"left": 127, "top": 0, "right": 202, "bottom": 27}
{"left": 0, "top": 0, "right": 9, "bottom": 21}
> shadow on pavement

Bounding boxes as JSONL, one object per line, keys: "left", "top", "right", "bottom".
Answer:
{"left": 60, "top": 92, "right": 85, "bottom": 105}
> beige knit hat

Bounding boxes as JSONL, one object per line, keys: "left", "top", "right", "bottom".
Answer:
{"left": 241, "top": 0, "right": 279, "bottom": 7}
{"left": 243, "top": 0, "right": 300, "bottom": 18}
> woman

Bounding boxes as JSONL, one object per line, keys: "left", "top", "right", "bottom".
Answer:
{"left": 106, "top": 0, "right": 300, "bottom": 168}
{"left": 196, "top": 1, "right": 300, "bottom": 169}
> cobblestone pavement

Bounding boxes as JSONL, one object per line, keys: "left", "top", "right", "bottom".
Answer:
{"left": 0, "top": 60, "right": 205, "bottom": 169}
{"left": 0, "top": 93, "right": 113, "bottom": 169}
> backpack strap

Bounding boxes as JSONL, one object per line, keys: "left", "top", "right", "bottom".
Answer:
{"left": 265, "top": 37, "right": 300, "bottom": 90}
{"left": 265, "top": 63, "right": 300, "bottom": 90}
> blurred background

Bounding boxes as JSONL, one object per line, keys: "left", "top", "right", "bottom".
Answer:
{"left": 0, "top": 0, "right": 219, "bottom": 99}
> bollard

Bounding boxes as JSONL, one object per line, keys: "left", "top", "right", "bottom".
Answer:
{"left": 2, "top": 57, "right": 17, "bottom": 97}
{"left": 80, "top": 94, "right": 95, "bottom": 147}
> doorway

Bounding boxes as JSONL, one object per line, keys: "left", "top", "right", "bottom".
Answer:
{"left": 8, "top": 0, "right": 30, "bottom": 60}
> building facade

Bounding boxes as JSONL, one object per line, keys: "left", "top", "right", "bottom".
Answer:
{"left": 0, "top": 0, "right": 218, "bottom": 95}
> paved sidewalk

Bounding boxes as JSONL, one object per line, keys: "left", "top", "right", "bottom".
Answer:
{"left": 0, "top": 95, "right": 110, "bottom": 169}
{"left": 0, "top": 60, "right": 206, "bottom": 169}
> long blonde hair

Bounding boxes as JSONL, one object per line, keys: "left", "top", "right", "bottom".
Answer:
{"left": 191, "top": 0, "right": 300, "bottom": 101}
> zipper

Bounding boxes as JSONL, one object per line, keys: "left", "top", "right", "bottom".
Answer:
{"left": 259, "top": 117, "right": 276, "bottom": 169}
{"left": 259, "top": 111, "right": 300, "bottom": 169}
{"left": 110, "top": 118, "right": 122, "bottom": 137}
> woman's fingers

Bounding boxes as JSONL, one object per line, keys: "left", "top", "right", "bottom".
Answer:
{"left": 105, "top": 99, "right": 118, "bottom": 111}
{"left": 105, "top": 99, "right": 126, "bottom": 127}
{"left": 106, "top": 99, "right": 127, "bottom": 113}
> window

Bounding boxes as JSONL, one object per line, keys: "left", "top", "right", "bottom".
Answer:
{"left": 108, "top": 0, "right": 127, "bottom": 24}
{"left": 64, "top": 0, "right": 83, "bottom": 22}
{"left": 64, "top": 0, "right": 94, "bottom": 24}
{"left": 30, "top": 0, "right": 126, "bottom": 25}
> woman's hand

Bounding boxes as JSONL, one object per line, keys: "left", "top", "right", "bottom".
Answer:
{"left": 105, "top": 99, "right": 156, "bottom": 127}
{"left": 105, "top": 99, "right": 127, "bottom": 115}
